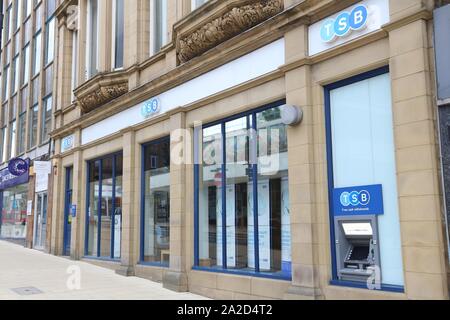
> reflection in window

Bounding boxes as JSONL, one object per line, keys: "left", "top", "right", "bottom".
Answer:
{"left": 0, "top": 185, "right": 29, "bottom": 239}
{"left": 113, "top": 0, "right": 124, "bottom": 69}
{"left": 198, "top": 124, "right": 223, "bottom": 268}
{"left": 29, "top": 104, "right": 38, "bottom": 148}
{"left": 142, "top": 138, "right": 170, "bottom": 265}
{"left": 150, "top": 0, "right": 167, "bottom": 55}
{"left": 196, "top": 103, "right": 291, "bottom": 276}
{"left": 41, "top": 95, "right": 52, "bottom": 143}
{"left": 45, "top": 17, "right": 55, "bottom": 65}
{"left": 191, "top": 0, "right": 209, "bottom": 11}
{"left": 86, "top": 153, "right": 123, "bottom": 259}
{"left": 33, "top": 32, "right": 42, "bottom": 76}
{"left": 86, "top": 0, "right": 98, "bottom": 78}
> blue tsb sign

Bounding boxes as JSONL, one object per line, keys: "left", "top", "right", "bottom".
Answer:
{"left": 333, "top": 184, "right": 384, "bottom": 216}
{"left": 321, "top": 5, "right": 369, "bottom": 43}
{"left": 141, "top": 98, "right": 161, "bottom": 119}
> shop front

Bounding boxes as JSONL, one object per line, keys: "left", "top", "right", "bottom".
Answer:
{"left": 51, "top": 0, "right": 449, "bottom": 300}
{"left": 0, "top": 159, "right": 31, "bottom": 244}
{"left": 194, "top": 101, "right": 291, "bottom": 278}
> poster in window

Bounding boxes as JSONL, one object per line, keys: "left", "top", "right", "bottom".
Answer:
{"left": 247, "top": 179, "right": 271, "bottom": 270}
{"left": 281, "top": 177, "right": 291, "bottom": 273}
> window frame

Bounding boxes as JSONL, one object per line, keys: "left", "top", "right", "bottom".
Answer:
{"left": 139, "top": 135, "right": 171, "bottom": 267}
{"left": 324, "top": 66, "right": 405, "bottom": 293}
{"left": 44, "top": 15, "right": 56, "bottom": 66}
{"left": 40, "top": 93, "right": 52, "bottom": 144}
{"left": 193, "top": 99, "right": 292, "bottom": 281}
{"left": 150, "top": 0, "right": 168, "bottom": 56}
{"left": 111, "top": 0, "right": 124, "bottom": 70}
{"left": 71, "top": 29, "right": 78, "bottom": 101}
{"left": 86, "top": 0, "right": 99, "bottom": 79}
{"left": 84, "top": 151, "right": 123, "bottom": 261}
{"left": 28, "top": 102, "right": 38, "bottom": 149}
{"left": 191, "top": 0, "right": 209, "bottom": 11}
{"left": 32, "top": 31, "right": 42, "bottom": 77}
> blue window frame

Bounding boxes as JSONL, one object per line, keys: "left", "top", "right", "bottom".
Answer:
{"left": 324, "top": 66, "right": 405, "bottom": 293}
{"left": 0, "top": 192, "right": 3, "bottom": 237}
{"left": 139, "top": 136, "right": 171, "bottom": 267}
{"left": 84, "top": 152, "right": 123, "bottom": 261}
{"left": 193, "top": 99, "right": 292, "bottom": 281}
{"left": 63, "top": 166, "right": 73, "bottom": 256}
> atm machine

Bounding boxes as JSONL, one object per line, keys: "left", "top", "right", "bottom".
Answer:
{"left": 334, "top": 215, "right": 381, "bottom": 283}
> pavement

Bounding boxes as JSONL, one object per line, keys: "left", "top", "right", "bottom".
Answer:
{"left": 0, "top": 240, "right": 207, "bottom": 300}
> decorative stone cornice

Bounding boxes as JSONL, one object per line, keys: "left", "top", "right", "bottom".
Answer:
{"left": 177, "top": 0, "right": 284, "bottom": 63}
{"left": 74, "top": 72, "right": 129, "bottom": 114}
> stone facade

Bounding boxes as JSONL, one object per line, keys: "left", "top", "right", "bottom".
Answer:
{"left": 48, "top": 0, "right": 450, "bottom": 300}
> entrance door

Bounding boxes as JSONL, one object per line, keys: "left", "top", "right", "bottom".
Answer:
{"left": 34, "top": 193, "right": 48, "bottom": 250}
{"left": 63, "top": 167, "right": 73, "bottom": 256}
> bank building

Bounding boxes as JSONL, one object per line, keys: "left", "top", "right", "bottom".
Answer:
{"left": 1, "top": 0, "right": 450, "bottom": 300}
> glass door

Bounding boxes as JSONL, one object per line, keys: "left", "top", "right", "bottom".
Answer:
{"left": 63, "top": 167, "right": 73, "bottom": 256}
{"left": 34, "top": 192, "right": 48, "bottom": 250}
{"left": 86, "top": 153, "right": 123, "bottom": 259}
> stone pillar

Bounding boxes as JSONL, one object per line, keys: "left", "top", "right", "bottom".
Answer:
{"left": 116, "top": 130, "right": 138, "bottom": 276}
{"left": 124, "top": 0, "right": 141, "bottom": 90}
{"left": 163, "top": 112, "right": 188, "bottom": 292}
{"left": 283, "top": 25, "right": 323, "bottom": 300}
{"left": 387, "top": 0, "right": 449, "bottom": 299}
{"left": 25, "top": 175, "right": 36, "bottom": 249}
{"left": 56, "top": 12, "right": 77, "bottom": 117}
{"left": 176, "top": 0, "right": 191, "bottom": 20}
{"left": 67, "top": 129, "right": 84, "bottom": 260}
{"left": 50, "top": 152, "right": 63, "bottom": 255}
{"left": 124, "top": 0, "right": 140, "bottom": 67}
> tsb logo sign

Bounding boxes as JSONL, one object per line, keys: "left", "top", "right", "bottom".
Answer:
{"left": 141, "top": 98, "right": 161, "bottom": 118}
{"left": 320, "top": 5, "right": 368, "bottom": 43}
{"left": 340, "top": 190, "right": 371, "bottom": 207}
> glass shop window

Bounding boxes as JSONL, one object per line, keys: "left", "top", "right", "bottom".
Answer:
{"left": 327, "top": 70, "right": 404, "bottom": 288}
{"left": 142, "top": 137, "right": 170, "bottom": 266}
{"left": 195, "top": 102, "right": 291, "bottom": 277}
{"left": 86, "top": 153, "right": 123, "bottom": 259}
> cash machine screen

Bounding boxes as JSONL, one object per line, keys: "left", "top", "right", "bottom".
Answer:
{"left": 342, "top": 222, "right": 373, "bottom": 236}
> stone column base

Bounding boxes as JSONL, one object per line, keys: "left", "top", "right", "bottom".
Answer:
{"left": 163, "top": 271, "right": 188, "bottom": 292}
{"left": 283, "top": 285, "right": 324, "bottom": 300}
{"left": 116, "top": 265, "right": 136, "bottom": 277}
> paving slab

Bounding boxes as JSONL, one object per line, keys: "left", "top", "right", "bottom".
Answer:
{"left": 0, "top": 241, "right": 207, "bottom": 300}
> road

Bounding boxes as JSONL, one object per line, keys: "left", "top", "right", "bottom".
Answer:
{"left": 0, "top": 240, "right": 206, "bottom": 300}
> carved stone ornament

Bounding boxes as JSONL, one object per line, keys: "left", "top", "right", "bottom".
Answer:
{"left": 66, "top": 5, "right": 78, "bottom": 31}
{"left": 79, "top": 82, "right": 128, "bottom": 113}
{"left": 178, "top": 0, "right": 284, "bottom": 63}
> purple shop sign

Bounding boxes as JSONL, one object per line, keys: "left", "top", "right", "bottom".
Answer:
{"left": 0, "top": 158, "right": 31, "bottom": 191}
